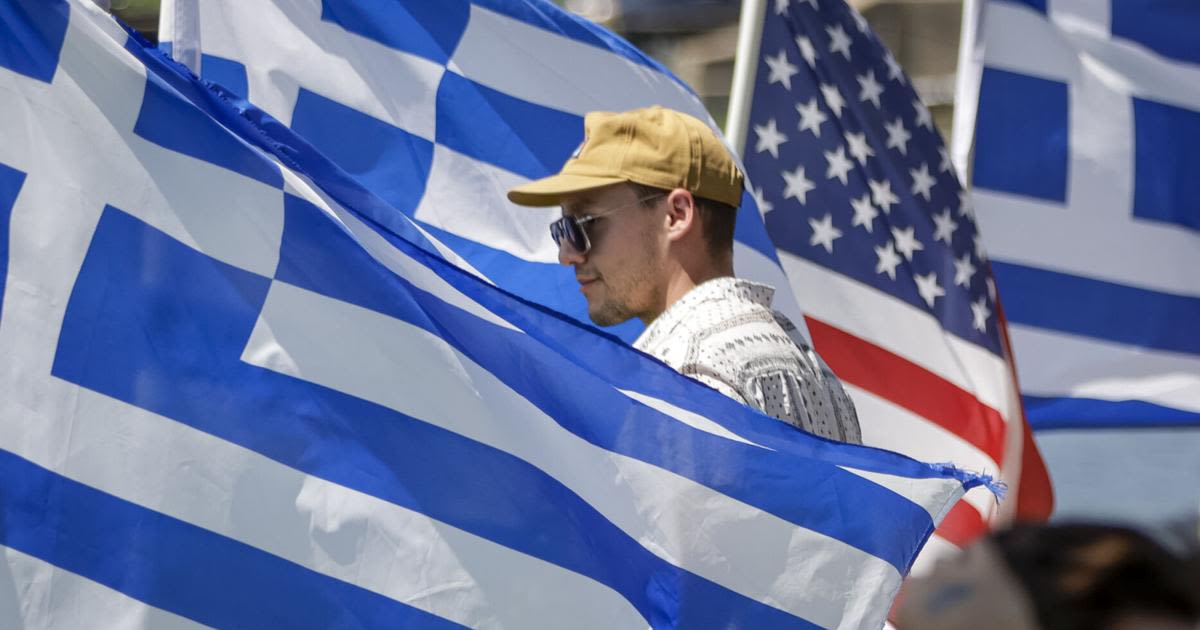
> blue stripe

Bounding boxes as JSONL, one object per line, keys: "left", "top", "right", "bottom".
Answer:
{"left": 0, "top": 448, "right": 464, "bottom": 629}
{"left": 1111, "top": 0, "right": 1200, "bottom": 66}
{"left": 435, "top": 71, "right": 583, "bottom": 180}
{"left": 0, "top": 162, "right": 24, "bottom": 332}
{"left": 292, "top": 88, "right": 434, "bottom": 216}
{"left": 278, "top": 194, "right": 950, "bottom": 572}
{"left": 0, "top": 0, "right": 69, "bottom": 83}
{"left": 319, "top": 0, "right": 469, "bottom": 65}
{"left": 992, "top": 260, "right": 1200, "bottom": 356}
{"left": 1025, "top": 395, "right": 1200, "bottom": 431}
{"left": 52, "top": 205, "right": 820, "bottom": 629}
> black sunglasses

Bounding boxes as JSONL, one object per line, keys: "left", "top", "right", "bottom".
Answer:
{"left": 549, "top": 194, "right": 663, "bottom": 254}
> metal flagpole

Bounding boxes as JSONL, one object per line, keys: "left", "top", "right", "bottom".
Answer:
{"left": 950, "top": 0, "right": 984, "bottom": 185}
{"left": 724, "top": 0, "right": 769, "bottom": 160}
{"left": 161, "top": 0, "right": 203, "bottom": 75}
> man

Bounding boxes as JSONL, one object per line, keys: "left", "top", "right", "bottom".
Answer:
{"left": 508, "top": 106, "right": 861, "bottom": 444}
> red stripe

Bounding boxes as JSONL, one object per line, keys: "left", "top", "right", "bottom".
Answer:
{"left": 805, "top": 316, "right": 1009, "bottom": 467}
{"left": 935, "top": 501, "right": 988, "bottom": 548}
{"left": 1016, "top": 423, "right": 1053, "bottom": 520}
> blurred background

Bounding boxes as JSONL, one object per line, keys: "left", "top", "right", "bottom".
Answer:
{"left": 107, "top": 0, "right": 963, "bottom": 141}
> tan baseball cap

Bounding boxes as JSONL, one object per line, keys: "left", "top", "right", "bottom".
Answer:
{"left": 507, "top": 106, "right": 744, "bottom": 208}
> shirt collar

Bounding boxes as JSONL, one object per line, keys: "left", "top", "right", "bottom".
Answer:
{"left": 634, "top": 277, "right": 775, "bottom": 350}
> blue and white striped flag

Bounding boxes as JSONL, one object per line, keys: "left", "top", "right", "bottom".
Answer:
{"left": 953, "top": 0, "right": 1200, "bottom": 523}
{"left": 157, "top": 0, "right": 804, "bottom": 344}
{"left": 1, "top": 0, "right": 989, "bottom": 627}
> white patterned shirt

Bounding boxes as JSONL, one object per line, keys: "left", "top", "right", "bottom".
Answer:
{"left": 634, "top": 277, "right": 862, "bottom": 444}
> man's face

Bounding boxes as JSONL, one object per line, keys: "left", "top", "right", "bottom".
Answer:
{"left": 558, "top": 184, "right": 667, "bottom": 326}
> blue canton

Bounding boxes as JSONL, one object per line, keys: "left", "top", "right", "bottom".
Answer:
{"left": 744, "top": 0, "right": 1002, "bottom": 355}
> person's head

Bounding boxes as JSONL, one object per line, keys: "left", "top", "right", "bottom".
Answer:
{"left": 992, "top": 523, "right": 1200, "bottom": 630}
{"left": 895, "top": 523, "right": 1200, "bottom": 630}
{"left": 506, "top": 106, "right": 743, "bottom": 326}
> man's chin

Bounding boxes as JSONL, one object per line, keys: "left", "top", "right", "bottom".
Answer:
{"left": 587, "top": 303, "right": 632, "bottom": 328}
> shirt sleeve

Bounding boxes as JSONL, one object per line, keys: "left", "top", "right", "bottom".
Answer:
{"left": 741, "top": 366, "right": 863, "bottom": 445}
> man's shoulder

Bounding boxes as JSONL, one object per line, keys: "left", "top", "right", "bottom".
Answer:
{"left": 681, "top": 300, "right": 807, "bottom": 376}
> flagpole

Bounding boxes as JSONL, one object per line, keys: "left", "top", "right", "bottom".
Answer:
{"left": 725, "top": 0, "right": 769, "bottom": 159}
{"left": 950, "top": 0, "right": 983, "bottom": 184}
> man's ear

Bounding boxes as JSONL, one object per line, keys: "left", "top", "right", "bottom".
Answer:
{"left": 664, "top": 189, "right": 697, "bottom": 243}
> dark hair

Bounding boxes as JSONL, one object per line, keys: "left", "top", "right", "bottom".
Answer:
{"left": 992, "top": 523, "right": 1200, "bottom": 630}
{"left": 629, "top": 183, "right": 737, "bottom": 258}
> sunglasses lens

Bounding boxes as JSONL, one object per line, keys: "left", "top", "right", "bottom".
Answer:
{"left": 566, "top": 220, "right": 588, "bottom": 252}
{"left": 550, "top": 221, "right": 565, "bottom": 247}
{"left": 550, "top": 217, "right": 589, "bottom": 253}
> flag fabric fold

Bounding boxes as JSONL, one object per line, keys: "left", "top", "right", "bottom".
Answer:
{"left": 1, "top": 0, "right": 988, "bottom": 627}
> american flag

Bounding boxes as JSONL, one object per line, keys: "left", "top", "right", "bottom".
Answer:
{"left": 736, "top": 0, "right": 1053, "bottom": 557}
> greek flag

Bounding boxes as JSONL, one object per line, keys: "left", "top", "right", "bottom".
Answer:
{"left": 157, "top": 0, "right": 803, "bottom": 344}
{"left": 1, "top": 1, "right": 987, "bottom": 628}
{"left": 954, "top": 0, "right": 1200, "bottom": 523}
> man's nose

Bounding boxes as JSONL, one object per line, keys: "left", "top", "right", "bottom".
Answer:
{"left": 558, "top": 240, "right": 586, "bottom": 266}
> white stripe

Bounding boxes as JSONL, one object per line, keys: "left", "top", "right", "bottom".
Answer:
{"left": 449, "top": 5, "right": 707, "bottom": 122}
{"left": 972, "top": 189, "right": 1200, "bottom": 298}
{"left": 1048, "top": 0, "right": 1109, "bottom": 36}
{"left": 414, "top": 144, "right": 560, "bottom": 263}
{"left": 0, "top": 546, "right": 205, "bottom": 630}
{"left": 778, "top": 251, "right": 1016, "bottom": 416}
{"left": 846, "top": 384, "right": 1000, "bottom": 521}
{"left": 1009, "top": 324, "right": 1200, "bottom": 413}
{"left": 1036, "top": 427, "right": 1200, "bottom": 524}
{"left": 245, "top": 280, "right": 919, "bottom": 629}
{"left": 619, "top": 389, "right": 764, "bottom": 448}
{"left": 983, "top": 1, "right": 1200, "bottom": 111}
{"left": 838, "top": 467, "right": 965, "bottom": 522}
{"left": 196, "top": 0, "right": 444, "bottom": 137}
{"left": 978, "top": 1, "right": 1078, "bottom": 82}
{"left": 1065, "top": 54, "right": 1134, "bottom": 225}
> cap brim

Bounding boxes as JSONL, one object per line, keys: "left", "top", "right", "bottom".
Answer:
{"left": 507, "top": 173, "right": 628, "bottom": 207}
